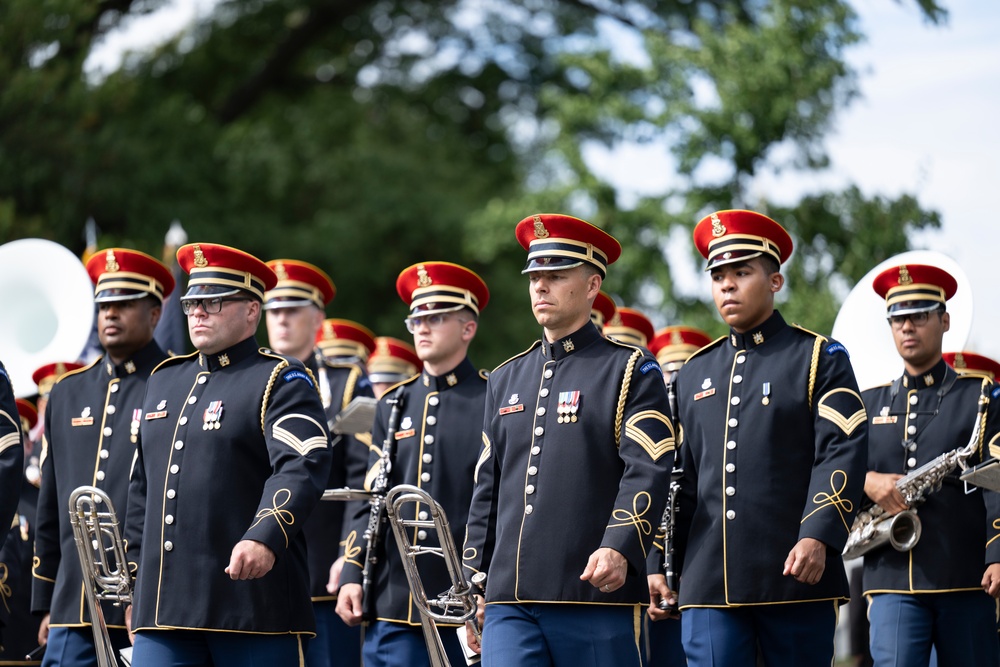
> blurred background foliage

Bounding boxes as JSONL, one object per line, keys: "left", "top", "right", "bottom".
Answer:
{"left": 0, "top": 0, "right": 945, "bottom": 366}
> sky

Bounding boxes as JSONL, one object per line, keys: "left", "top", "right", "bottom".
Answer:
{"left": 85, "top": 0, "right": 1000, "bottom": 365}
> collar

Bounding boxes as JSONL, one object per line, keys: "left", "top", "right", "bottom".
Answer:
{"left": 421, "top": 357, "right": 477, "bottom": 391}
{"left": 104, "top": 340, "right": 166, "bottom": 378}
{"left": 901, "top": 358, "right": 952, "bottom": 391}
{"left": 541, "top": 320, "right": 603, "bottom": 361}
{"left": 198, "top": 336, "right": 260, "bottom": 372}
{"left": 728, "top": 310, "right": 786, "bottom": 350}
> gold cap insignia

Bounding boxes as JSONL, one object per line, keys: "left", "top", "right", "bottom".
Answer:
{"left": 105, "top": 250, "right": 120, "bottom": 273}
{"left": 711, "top": 213, "right": 726, "bottom": 238}
{"left": 899, "top": 265, "right": 912, "bottom": 285}
{"left": 954, "top": 352, "right": 966, "bottom": 369}
{"left": 274, "top": 262, "right": 288, "bottom": 281}
{"left": 55, "top": 362, "right": 66, "bottom": 375}
{"left": 609, "top": 312, "right": 622, "bottom": 326}
{"left": 533, "top": 215, "right": 550, "bottom": 239}
{"left": 377, "top": 338, "right": 390, "bottom": 355}
{"left": 671, "top": 330, "right": 683, "bottom": 345}
{"left": 193, "top": 244, "right": 208, "bottom": 268}
{"left": 417, "top": 264, "right": 432, "bottom": 288}
{"left": 323, "top": 321, "right": 336, "bottom": 340}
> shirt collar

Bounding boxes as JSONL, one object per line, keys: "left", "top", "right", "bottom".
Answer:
{"left": 541, "top": 320, "right": 603, "bottom": 361}
{"left": 902, "top": 358, "right": 951, "bottom": 391}
{"left": 104, "top": 340, "right": 166, "bottom": 378}
{"left": 728, "top": 310, "right": 786, "bottom": 350}
{"left": 198, "top": 336, "right": 260, "bottom": 372}
{"left": 421, "top": 357, "right": 476, "bottom": 392}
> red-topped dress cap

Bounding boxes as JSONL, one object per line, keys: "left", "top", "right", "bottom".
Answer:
{"left": 590, "top": 291, "right": 618, "bottom": 329}
{"left": 649, "top": 326, "right": 715, "bottom": 371}
{"left": 603, "top": 307, "right": 656, "bottom": 348}
{"left": 177, "top": 243, "right": 277, "bottom": 301}
{"left": 316, "top": 319, "right": 377, "bottom": 361}
{"left": 515, "top": 214, "right": 622, "bottom": 277}
{"left": 85, "top": 248, "right": 176, "bottom": 303}
{"left": 943, "top": 351, "right": 1000, "bottom": 381}
{"left": 264, "top": 259, "right": 337, "bottom": 310}
{"left": 872, "top": 264, "right": 957, "bottom": 316}
{"left": 15, "top": 398, "right": 37, "bottom": 432}
{"left": 396, "top": 261, "right": 490, "bottom": 317}
{"left": 368, "top": 337, "right": 421, "bottom": 384}
{"left": 693, "top": 209, "right": 793, "bottom": 270}
{"left": 32, "top": 361, "right": 85, "bottom": 397}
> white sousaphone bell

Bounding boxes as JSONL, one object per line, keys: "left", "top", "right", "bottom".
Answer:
{"left": 0, "top": 238, "right": 95, "bottom": 397}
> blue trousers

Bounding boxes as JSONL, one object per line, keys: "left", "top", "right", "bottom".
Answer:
{"left": 131, "top": 629, "right": 305, "bottom": 667}
{"left": 304, "top": 601, "right": 361, "bottom": 667}
{"left": 42, "top": 626, "right": 131, "bottom": 667}
{"left": 641, "top": 615, "right": 684, "bottom": 666}
{"left": 681, "top": 601, "right": 837, "bottom": 667}
{"left": 362, "top": 620, "right": 465, "bottom": 667}
{"left": 482, "top": 603, "right": 642, "bottom": 667}
{"left": 868, "top": 592, "right": 1000, "bottom": 667}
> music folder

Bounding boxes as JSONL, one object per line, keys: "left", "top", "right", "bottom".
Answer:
{"left": 960, "top": 458, "right": 1000, "bottom": 493}
{"left": 332, "top": 396, "right": 378, "bottom": 435}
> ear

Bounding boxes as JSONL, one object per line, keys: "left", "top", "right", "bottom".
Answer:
{"left": 461, "top": 319, "right": 478, "bottom": 343}
{"left": 941, "top": 310, "right": 951, "bottom": 333}
{"left": 149, "top": 303, "right": 163, "bottom": 329}
{"left": 586, "top": 273, "right": 603, "bottom": 300}
{"left": 770, "top": 272, "right": 784, "bottom": 294}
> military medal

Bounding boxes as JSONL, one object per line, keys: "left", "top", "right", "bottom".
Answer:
{"left": 131, "top": 408, "right": 142, "bottom": 443}
{"left": 762, "top": 382, "right": 771, "bottom": 406}
{"left": 203, "top": 400, "right": 224, "bottom": 430}
{"left": 558, "top": 391, "right": 580, "bottom": 423}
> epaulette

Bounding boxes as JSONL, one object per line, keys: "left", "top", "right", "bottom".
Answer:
{"left": 492, "top": 340, "right": 543, "bottom": 374}
{"left": 685, "top": 335, "right": 728, "bottom": 362}
{"left": 379, "top": 372, "right": 422, "bottom": 397}
{"left": 150, "top": 350, "right": 198, "bottom": 375}
{"left": 604, "top": 336, "right": 644, "bottom": 353}
{"left": 54, "top": 357, "right": 100, "bottom": 383}
{"left": 790, "top": 324, "right": 830, "bottom": 343}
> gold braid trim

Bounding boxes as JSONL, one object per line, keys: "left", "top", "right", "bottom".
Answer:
{"left": 343, "top": 366, "right": 360, "bottom": 410}
{"left": 978, "top": 378, "right": 991, "bottom": 459}
{"left": 807, "top": 337, "right": 821, "bottom": 412}
{"left": 615, "top": 350, "right": 642, "bottom": 446}
{"left": 261, "top": 360, "right": 290, "bottom": 433}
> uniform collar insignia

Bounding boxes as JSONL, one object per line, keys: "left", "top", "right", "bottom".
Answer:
{"left": 902, "top": 358, "right": 950, "bottom": 391}
{"left": 752, "top": 331, "right": 764, "bottom": 345}
{"left": 200, "top": 337, "right": 258, "bottom": 371}
{"left": 729, "top": 311, "right": 785, "bottom": 349}
{"left": 544, "top": 321, "right": 601, "bottom": 360}
{"left": 218, "top": 354, "right": 230, "bottom": 367}
{"left": 424, "top": 357, "right": 477, "bottom": 391}
{"left": 446, "top": 373, "right": 458, "bottom": 386}
{"left": 562, "top": 338, "right": 575, "bottom": 353}
{"left": 124, "top": 360, "right": 136, "bottom": 374}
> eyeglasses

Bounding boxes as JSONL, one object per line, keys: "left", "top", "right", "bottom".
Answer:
{"left": 181, "top": 297, "right": 251, "bottom": 315}
{"left": 887, "top": 310, "right": 938, "bottom": 330}
{"left": 404, "top": 312, "right": 457, "bottom": 334}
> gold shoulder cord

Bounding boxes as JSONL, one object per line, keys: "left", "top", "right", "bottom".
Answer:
{"left": 977, "top": 378, "right": 991, "bottom": 459}
{"left": 343, "top": 366, "right": 360, "bottom": 410}
{"left": 261, "top": 360, "right": 290, "bottom": 433}
{"left": 807, "top": 337, "right": 822, "bottom": 412}
{"left": 615, "top": 350, "right": 642, "bottom": 446}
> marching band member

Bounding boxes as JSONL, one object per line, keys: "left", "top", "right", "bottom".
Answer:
{"left": 316, "top": 319, "right": 377, "bottom": 367}
{"left": 124, "top": 243, "right": 331, "bottom": 666}
{"left": 336, "top": 261, "right": 490, "bottom": 667}
{"left": 264, "top": 259, "right": 373, "bottom": 667}
{"left": 367, "top": 337, "right": 420, "bottom": 399}
{"left": 32, "top": 249, "right": 172, "bottom": 666}
{"left": 670, "top": 210, "right": 867, "bottom": 666}
{"left": 463, "top": 214, "right": 674, "bottom": 667}
{"left": 0, "top": 396, "right": 30, "bottom": 658}
{"left": 861, "top": 265, "right": 1000, "bottom": 667}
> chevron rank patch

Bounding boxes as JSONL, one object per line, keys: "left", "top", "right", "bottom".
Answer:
{"left": 817, "top": 388, "right": 866, "bottom": 436}
{"left": 272, "top": 413, "right": 327, "bottom": 456}
{"left": 624, "top": 410, "right": 675, "bottom": 461}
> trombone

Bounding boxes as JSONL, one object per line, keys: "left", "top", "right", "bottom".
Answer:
{"left": 385, "top": 484, "right": 482, "bottom": 667}
{"left": 68, "top": 485, "right": 131, "bottom": 667}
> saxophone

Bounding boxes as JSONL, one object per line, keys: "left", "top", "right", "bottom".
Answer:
{"left": 843, "top": 390, "right": 988, "bottom": 561}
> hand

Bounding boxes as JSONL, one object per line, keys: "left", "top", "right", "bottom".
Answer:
{"left": 125, "top": 605, "right": 135, "bottom": 645}
{"left": 782, "top": 537, "right": 827, "bottom": 585}
{"left": 580, "top": 547, "right": 627, "bottom": 593}
{"left": 647, "top": 573, "right": 678, "bottom": 620}
{"left": 335, "top": 583, "right": 364, "bottom": 627}
{"left": 38, "top": 613, "right": 50, "bottom": 647}
{"left": 326, "top": 556, "right": 345, "bottom": 594}
{"left": 864, "top": 471, "right": 908, "bottom": 515}
{"left": 982, "top": 563, "right": 1000, "bottom": 598}
{"left": 225, "top": 540, "right": 276, "bottom": 580}
{"left": 465, "top": 595, "right": 485, "bottom": 655}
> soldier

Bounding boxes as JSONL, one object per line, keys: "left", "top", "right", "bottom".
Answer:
{"left": 367, "top": 337, "right": 420, "bottom": 399}
{"left": 123, "top": 243, "right": 332, "bottom": 666}
{"left": 463, "top": 214, "right": 674, "bottom": 667}
{"left": 860, "top": 264, "right": 1000, "bottom": 667}
{"left": 644, "top": 325, "right": 713, "bottom": 667}
{"left": 32, "top": 248, "right": 172, "bottom": 667}
{"left": 316, "top": 319, "right": 377, "bottom": 367}
{"left": 263, "top": 259, "right": 371, "bottom": 667}
{"left": 336, "top": 261, "right": 490, "bottom": 667}
{"left": 670, "top": 210, "right": 867, "bottom": 666}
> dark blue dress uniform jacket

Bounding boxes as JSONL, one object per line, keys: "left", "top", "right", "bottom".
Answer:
{"left": 32, "top": 342, "right": 165, "bottom": 628}
{"left": 341, "top": 357, "right": 487, "bottom": 626}
{"left": 303, "top": 353, "right": 373, "bottom": 602}
{"left": 124, "top": 337, "right": 331, "bottom": 635}
{"left": 0, "top": 360, "right": 24, "bottom": 634}
{"left": 463, "top": 322, "right": 674, "bottom": 604}
{"left": 673, "top": 311, "right": 867, "bottom": 608}
{"left": 861, "top": 360, "right": 1000, "bottom": 594}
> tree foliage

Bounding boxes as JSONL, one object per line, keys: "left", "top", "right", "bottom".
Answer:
{"left": 0, "top": 0, "right": 946, "bottom": 365}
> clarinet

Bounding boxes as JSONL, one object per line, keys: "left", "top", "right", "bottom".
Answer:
{"left": 659, "top": 376, "right": 681, "bottom": 613}
{"left": 361, "top": 386, "right": 406, "bottom": 622}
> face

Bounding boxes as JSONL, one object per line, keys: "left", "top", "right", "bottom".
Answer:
{"left": 529, "top": 266, "right": 601, "bottom": 336}
{"left": 187, "top": 296, "right": 260, "bottom": 355}
{"left": 265, "top": 305, "right": 324, "bottom": 361}
{"left": 710, "top": 260, "right": 782, "bottom": 333}
{"left": 97, "top": 297, "right": 161, "bottom": 363}
{"left": 409, "top": 311, "right": 476, "bottom": 367}
{"left": 891, "top": 309, "right": 949, "bottom": 373}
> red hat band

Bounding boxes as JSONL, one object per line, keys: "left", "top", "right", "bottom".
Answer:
{"left": 694, "top": 210, "right": 793, "bottom": 270}
{"left": 396, "top": 262, "right": 490, "bottom": 318}
{"left": 177, "top": 243, "right": 276, "bottom": 301}
{"left": 86, "top": 248, "right": 175, "bottom": 303}
{"left": 872, "top": 264, "right": 957, "bottom": 316}
{"left": 264, "top": 260, "right": 336, "bottom": 310}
